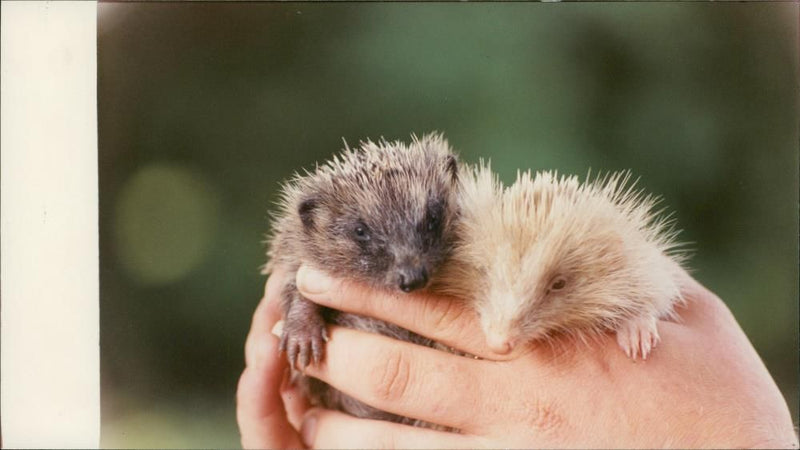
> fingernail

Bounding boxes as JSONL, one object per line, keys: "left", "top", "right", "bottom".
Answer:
{"left": 297, "top": 266, "right": 332, "bottom": 295}
{"left": 271, "top": 320, "right": 284, "bottom": 338}
{"left": 301, "top": 413, "right": 317, "bottom": 447}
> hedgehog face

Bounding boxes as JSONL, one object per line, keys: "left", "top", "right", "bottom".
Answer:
{"left": 477, "top": 218, "right": 630, "bottom": 353}
{"left": 456, "top": 167, "right": 684, "bottom": 354}
{"left": 296, "top": 144, "right": 459, "bottom": 293}
{"left": 469, "top": 171, "right": 636, "bottom": 353}
{"left": 332, "top": 194, "right": 452, "bottom": 292}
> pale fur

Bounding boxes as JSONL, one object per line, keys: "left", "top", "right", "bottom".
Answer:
{"left": 439, "top": 162, "right": 689, "bottom": 358}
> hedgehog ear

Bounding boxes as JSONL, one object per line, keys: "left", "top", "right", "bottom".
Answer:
{"left": 298, "top": 197, "right": 318, "bottom": 230}
{"left": 445, "top": 155, "right": 458, "bottom": 183}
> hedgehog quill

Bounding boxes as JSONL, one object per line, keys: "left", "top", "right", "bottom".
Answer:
{"left": 440, "top": 164, "right": 689, "bottom": 360}
{"left": 264, "top": 133, "right": 460, "bottom": 425}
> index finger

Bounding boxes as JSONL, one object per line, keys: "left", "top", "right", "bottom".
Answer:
{"left": 301, "top": 324, "right": 495, "bottom": 433}
{"left": 295, "top": 265, "right": 516, "bottom": 360}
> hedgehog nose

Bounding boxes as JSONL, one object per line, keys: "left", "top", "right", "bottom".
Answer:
{"left": 398, "top": 267, "right": 428, "bottom": 292}
{"left": 485, "top": 326, "right": 516, "bottom": 355}
{"left": 486, "top": 334, "right": 515, "bottom": 355}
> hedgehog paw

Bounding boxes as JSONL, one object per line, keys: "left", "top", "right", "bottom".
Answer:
{"left": 279, "top": 317, "right": 329, "bottom": 370}
{"left": 616, "top": 316, "right": 660, "bottom": 361}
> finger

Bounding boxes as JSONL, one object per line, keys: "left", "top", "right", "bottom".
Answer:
{"left": 671, "top": 270, "right": 732, "bottom": 329}
{"left": 296, "top": 265, "right": 514, "bottom": 360}
{"left": 670, "top": 271, "right": 770, "bottom": 370}
{"left": 255, "top": 269, "right": 288, "bottom": 332}
{"left": 236, "top": 331, "right": 304, "bottom": 449}
{"left": 281, "top": 368, "right": 311, "bottom": 430}
{"left": 301, "top": 325, "right": 491, "bottom": 432}
{"left": 300, "top": 408, "right": 479, "bottom": 449}
{"left": 245, "top": 271, "right": 288, "bottom": 367}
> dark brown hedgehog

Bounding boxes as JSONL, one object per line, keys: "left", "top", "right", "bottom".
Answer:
{"left": 264, "top": 133, "right": 459, "bottom": 425}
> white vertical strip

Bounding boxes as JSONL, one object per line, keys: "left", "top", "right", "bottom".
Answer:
{"left": 1, "top": 1, "right": 99, "bottom": 448}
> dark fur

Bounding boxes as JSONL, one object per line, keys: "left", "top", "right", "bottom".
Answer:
{"left": 264, "top": 134, "right": 459, "bottom": 425}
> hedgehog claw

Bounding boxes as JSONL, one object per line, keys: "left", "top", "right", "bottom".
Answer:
{"left": 299, "top": 345, "right": 310, "bottom": 369}
{"left": 311, "top": 333, "right": 325, "bottom": 364}
{"left": 287, "top": 340, "right": 299, "bottom": 367}
{"left": 617, "top": 316, "right": 660, "bottom": 361}
{"left": 281, "top": 315, "right": 328, "bottom": 369}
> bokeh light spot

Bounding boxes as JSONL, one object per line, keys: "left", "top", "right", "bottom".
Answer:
{"left": 114, "top": 164, "right": 220, "bottom": 286}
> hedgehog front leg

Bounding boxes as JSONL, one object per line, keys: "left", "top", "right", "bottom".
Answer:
{"left": 279, "top": 280, "right": 329, "bottom": 368}
{"left": 616, "top": 315, "right": 660, "bottom": 360}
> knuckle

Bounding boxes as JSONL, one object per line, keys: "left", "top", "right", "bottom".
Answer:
{"left": 355, "top": 427, "right": 396, "bottom": 450}
{"left": 371, "top": 347, "right": 413, "bottom": 403}
{"left": 246, "top": 333, "right": 272, "bottom": 367}
{"left": 318, "top": 419, "right": 395, "bottom": 450}
{"left": 324, "top": 279, "right": 354, "bottom": 311}
{"left": 374, "top": 432, "right": 396, "bottom": 450}
{"left": 522, "top": 397, "right": 564, "bottom": 436}
{"left": 244, "top": 334, "right": 257, "bottom": 365}
{"left": 323, "top": 290, "right": 344, "bottom": 311}
{"left": 264, "top": 269, "right": 286, "bottom": 299}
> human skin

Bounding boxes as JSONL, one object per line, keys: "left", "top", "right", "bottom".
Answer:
{"left": 237, "top": 265, "right": 798, "bottom": 449}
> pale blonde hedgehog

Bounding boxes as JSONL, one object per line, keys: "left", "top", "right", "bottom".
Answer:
{"left": 441, "top": 163, "right": 688, "bottom": 360}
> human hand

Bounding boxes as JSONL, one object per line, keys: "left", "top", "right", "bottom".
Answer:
{"left": 292, "top": 265, "right": 798, "bottom": 449}
{"left": 236, "top": 268, "right": 311, "bottom": 449}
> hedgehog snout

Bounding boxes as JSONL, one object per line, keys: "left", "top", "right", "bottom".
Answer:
{"left": 480, "top": 297, "right": 524, "bottom": 354}
{"left": 485, "top": 333, "right": 516, "bottom": 355}
{"left": 483, "top": 323, "right": 518, "bottom": 355}
{"left": 397, "top": 265, "right": 429, "bottom": 292}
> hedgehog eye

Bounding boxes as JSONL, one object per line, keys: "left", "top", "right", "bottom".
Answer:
{"left": 426, "top": 213, "right": 440, "bottom": 232}
{"left": 549, "top": 277, "right": 567, "bottom": 291}
{"left": 353, "top": 222, "right": 370, "bottom": 241}
{"left": 425, "top": 200, "right": 444, "bottom": 233}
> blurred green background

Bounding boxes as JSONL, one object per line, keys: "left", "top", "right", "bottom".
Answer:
{"left": 98, "top": 3, "right": 798, "bottom": 447}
